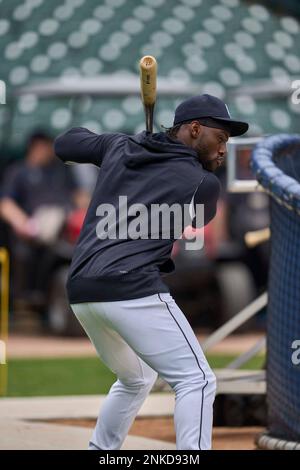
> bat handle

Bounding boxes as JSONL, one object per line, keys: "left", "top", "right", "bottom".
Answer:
{"left": 145, "top": 104, "right": 154, "bottom": 133}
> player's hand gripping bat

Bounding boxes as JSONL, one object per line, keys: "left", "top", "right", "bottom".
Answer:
{"left": 139, "top": 55, "right": 157, "bottom": 133}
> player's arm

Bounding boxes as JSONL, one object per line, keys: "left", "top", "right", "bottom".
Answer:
{"left": 0, "top": 197, "right": 30, "bottom": 233}
{"left": 54, "top": 127, "right": 115, "bottom": 167}
{"left": 0, "top": 166, "right": 36, "bottom": 238}
{"left": 192, "top": 173, "right": 221, "bottom": 228}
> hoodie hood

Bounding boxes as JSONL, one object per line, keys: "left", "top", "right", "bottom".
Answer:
{"left": 124, "top": 131, "right": 200, "bottom": 169}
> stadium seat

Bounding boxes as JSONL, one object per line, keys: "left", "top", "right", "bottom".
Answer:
{"left": 0, "top": 0, "right": 299, "bottom": 150}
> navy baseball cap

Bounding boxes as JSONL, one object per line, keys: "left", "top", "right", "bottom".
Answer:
{"left": 173, "top": 94, "right": 249, "bottom": 137}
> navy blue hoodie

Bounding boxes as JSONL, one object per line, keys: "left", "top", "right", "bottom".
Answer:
{"left": 54, "top": 127, "right": 221, "bottom": 303}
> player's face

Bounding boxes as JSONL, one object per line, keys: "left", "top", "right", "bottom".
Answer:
{"left": 194, "top": 126, "right": 229, "bottom": 172}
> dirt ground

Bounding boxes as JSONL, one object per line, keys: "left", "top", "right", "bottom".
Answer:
{"left": 45, "top": 417, "right": 263, "bottom": 450}
{"left": 7, "top": 332, "right": 265, "bottom": 358}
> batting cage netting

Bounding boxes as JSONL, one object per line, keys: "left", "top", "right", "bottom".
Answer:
{"left": 251, "top": 134, "right": 300, "bottom": 450}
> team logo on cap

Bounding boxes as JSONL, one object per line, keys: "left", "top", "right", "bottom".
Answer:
{"left": 225, "top": 104, "right": 231, "bottom": 117}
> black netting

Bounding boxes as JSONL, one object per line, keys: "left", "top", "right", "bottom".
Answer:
{"left": 251, "top": 135, "right": 300, "bottom": 442}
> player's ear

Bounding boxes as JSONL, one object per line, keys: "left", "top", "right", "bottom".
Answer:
{"left": 190, "top": 121, "right": 203, "bottom": 139}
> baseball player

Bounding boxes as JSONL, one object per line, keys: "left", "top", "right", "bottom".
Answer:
{"left": 54, "top": 94, "right": 248, "bottom": 450}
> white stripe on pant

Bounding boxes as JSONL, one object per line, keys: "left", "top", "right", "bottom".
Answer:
{"left": 71, "top": 292, "right": 216, "bottom": 450}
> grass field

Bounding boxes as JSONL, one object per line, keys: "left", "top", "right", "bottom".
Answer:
{"left": 3, "top": 354, "right": 266, "bottom": 397}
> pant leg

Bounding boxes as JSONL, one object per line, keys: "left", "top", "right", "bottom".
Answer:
{"left": 70, "top": 302, "right": 158, "bottom": 450}
{"left": 85, "top": 293, "right": 216, "bottom": 450}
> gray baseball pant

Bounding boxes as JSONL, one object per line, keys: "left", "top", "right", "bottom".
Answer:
{"left": 71, "top": 292, "right": 216, "bottom": 450}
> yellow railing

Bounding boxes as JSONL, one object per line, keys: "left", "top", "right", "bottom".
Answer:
{"left": 0, "top": 247, "right": 9, "bottom": 396}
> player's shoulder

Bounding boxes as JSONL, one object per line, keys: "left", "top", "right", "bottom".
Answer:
{"left": 196, "top": 170, "right": 221, "bottom": 199}
{"left": 202, "top": 170, "right": 221, "bottom": 188}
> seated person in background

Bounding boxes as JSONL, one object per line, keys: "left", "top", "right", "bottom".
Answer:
{"left": 0, "top": 130, "right": 89, "bottom": 305}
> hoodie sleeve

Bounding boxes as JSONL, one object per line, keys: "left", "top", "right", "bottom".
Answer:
{"left": 191, "top": 173, "right": 221, "bottom": 228}
{"left": 54, "top": 127, "right": 116, "bottom": 167}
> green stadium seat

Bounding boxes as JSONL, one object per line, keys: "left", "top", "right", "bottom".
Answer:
{"left": 0, "top": 0, "right": 299, "bottom": 152}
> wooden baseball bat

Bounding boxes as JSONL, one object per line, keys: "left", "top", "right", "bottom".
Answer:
{"left": 139, "top": 55, "right": 157, "bottom": 133}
